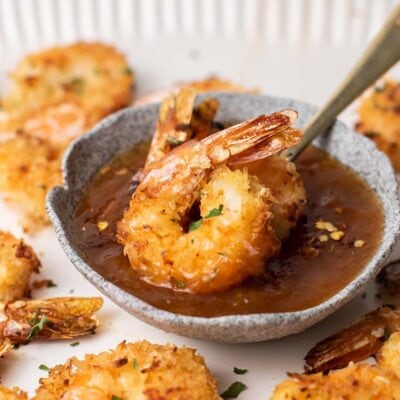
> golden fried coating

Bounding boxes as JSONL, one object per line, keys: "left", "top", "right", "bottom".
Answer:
{"left": 356, "top": 80, "right": 400, "bottom": 171}
{"left": 33, "top": 340, "right": 220, "bottom": 400}
{"left": 0, "top": 133, "right": 62, "bottom": 231}
{"left": 271, "top": 332, "right": 400, "bottom": 400}
{"left": 0, "top": 231, "right": 40, "bottom": 302}
{"left": 134, "top": 77, "right": 257, "bottom": 106}
{"left": 1, "top": 42, "right": 133, "bottom": 126}
{"left": 0, "top": 386, "right": 27, "bottom": 400}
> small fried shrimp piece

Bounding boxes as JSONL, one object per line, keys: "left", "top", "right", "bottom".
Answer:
{"left": 33, "top": 340, "right": 220, "bottom": 400}
{"left": 271, "top": 333, "right": 400, "bottom": 400}
{"left": 0, "top": 133, "right": 62, "bottom": 232}
{"left": 1, "top": 42, "right": 133, "bottom": 125}
{"left": 134, "top": 76, "right": 257, "bottom": 106}
{"left": 118, "top": 111, "right": 301, "bottom": 293}
{"left": 304, "top": 304, "right": 400, "bottom": 374}
{"left": 0, "top": 386, "right": 27, "bottom": 400}
{"left": 0, "top": 231, "right": 40, "bottom": 302}
{"left": 356, "top": 80, "right": 400, "bottom": 171}
{"left": 0, "top": 297, "right": 103, "bottom": 355}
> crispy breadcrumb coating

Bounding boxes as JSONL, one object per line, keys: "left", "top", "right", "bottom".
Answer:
{"left": 271, "top": 332, "right": 400, "bottom": 400}
{"left": 0, "top": 133, "right": 62, "bottom": 232}
{"left": 356, "top": 80, "right": 400, "bottom": 171}
{"left": 33, "top": 341, "right": 221, "bottom": 400}
{"left": 0, "top": 231, "right": 40, "bottom": 302}
{"left": 0, "top": 386, "right": 27, "bottom": 400}
{"left": 134, "top": 77, "right": 257, "bottom": 105}
{"left": 1, "top": 42, "right": 133, "bottom": 125}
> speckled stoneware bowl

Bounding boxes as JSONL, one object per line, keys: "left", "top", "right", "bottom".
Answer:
{"left": 47, "top": 93, "right": 400, "bottom": 343}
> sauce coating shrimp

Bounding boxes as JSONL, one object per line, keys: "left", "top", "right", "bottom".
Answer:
{"left": 118, "top": 111, "right": 302, "bottom": 293}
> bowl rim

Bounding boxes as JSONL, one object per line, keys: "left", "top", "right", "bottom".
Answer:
{"left": 47, "top": 92, "right": 400, "bottom": 329}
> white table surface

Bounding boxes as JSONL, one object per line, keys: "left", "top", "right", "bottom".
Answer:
{"left": 0, "top": 0, "right": 400, "bottom": 398}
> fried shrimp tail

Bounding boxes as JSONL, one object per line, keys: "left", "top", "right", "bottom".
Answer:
{"left": 118, "top": 111, "right": 301, "bottom": 293}
{"left": 304, "top": 304, "right": 400, "bottom": 374}
{"left": 0, "top": 297, "right": 103, "bottom": 353}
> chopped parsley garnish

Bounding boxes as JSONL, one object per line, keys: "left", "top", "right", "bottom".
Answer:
{"left": 167, "top": 135, "right": 183, "bottom": 146}
{"left": 175, "top": 280, "right": 186, "bottom": 288}
{"left": 205, "top": 204, "right": 224, "bottom": 218}
{"left": 189, "top": 204, "right": 224, "bottom": 232}
{"left": 112, "top": 396, "right": 123, "bottom": 400}
{"left": 69, "top": 77, "right": 84, "bottom": 95}
{"left": 39, "top": 364, "right": 50, "bottom": 371}
{"left": 133, "top": 358, "right": 139, "bottom": 369}
{"left": 47, "top": 280, "right": 57, "bottom": 288}
{"left": 188, "top": 219, "right": 202, "bottom": 232}
{"left": 70, "top": 342, "right": 80, "bottom": 347}
{"left": 28, "top": 309, "right": 48, "bottom": 339}
{"left": 383, "top": 327, "right": 391, "bottom": 341}
{"left": 233, "top": 367, "right": 248, "bottom": 375}
{"left": 123, "top": 67, "right": 133, "bottom": 76}
{"left": 221, "top": 381, "right": 247, "bottom": 398}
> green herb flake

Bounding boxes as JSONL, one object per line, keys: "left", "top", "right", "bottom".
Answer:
{"left": 189, "top": 204, "right": 224, "bottom": 232}
{"left": 28, "top": 309, "right": 48, "bottom": 339}
{"left": 133, "top": 358, "right": 139, "bottom": 369}
{"left": 191, "top": 238, "right": 194, "bottom": 244}
{"left": 123, "top": 67, "right": 133, "bottom": 76}
{"left": 112, "top": 396, "right": 123, "bottom": 400}
{"left": 221, "top": 381, "right": 247, "bottom": 399}
{"left": 218, "top": 252, "right": 227, "bottom": 257}
{"left": 167, "top": 135, "right": 183, "bottom": 146}
{"left": 205, "top": 204, "right": 224, "bottom": 219}
{"left": 175, "top": 280, "right": 186, "bottom": 288}
{"left": 233, "top": 367, "right": 248, "bottom": 375}
{"left": 39, "top": 364, "right": 50, "bottom": 371}
{"left": 69, "top": 77, "right": 84, "bottom": 95}
{"left": 188, "top": 219, "right": 202, "bottom": 232}
{"left": 384, "top": 327, "right": 391, "bottom": 341}
{"left": 47, "top": 280, "right": 57, "bottom": 288}
{"left": 93, "top": 67, "right": 102, "bottom": 75}
{"left": 70, "top": 342, "right": 80, "bottom": 347}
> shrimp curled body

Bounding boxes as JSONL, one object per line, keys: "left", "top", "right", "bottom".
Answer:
{"left": 118, "top": 112, "right": 302, "bottom": 293}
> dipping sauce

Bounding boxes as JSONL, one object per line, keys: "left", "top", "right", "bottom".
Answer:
{"left": 73, "top": 144, "right": 383, "bottom": 317}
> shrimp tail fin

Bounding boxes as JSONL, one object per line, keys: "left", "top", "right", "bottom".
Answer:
{"left": 304, "top": 305, "right": 400, "bottom": 374}
{"left": 204, "top": 110, "right": 300, "bottom": 164}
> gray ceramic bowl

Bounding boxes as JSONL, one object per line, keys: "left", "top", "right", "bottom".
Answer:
{"left": 47, "top": 93, "right": 400, "bottom": 343}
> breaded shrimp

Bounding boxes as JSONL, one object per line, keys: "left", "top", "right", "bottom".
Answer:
{"left": 1, "top": 42, "right": 133, "bottom": 126}
{"left": 271, "top": 333, "right": 400, "bottom": 400}
{"left": 0, "top": 386, "right": 27, "bottom": 400}
{"left": 118, "top": 111, "right": 302, "bottom": 293}
{"left": 0, "top": 231, "right": 40, "bottom": 302}
{"left": 0, "top": 133, "right": 62, "bottom": 232}
{"left": 0, "top": 297, "right": 103, "bottom": 357}
{"left": 134, "top": 76, "right": 256, "bottom": 106}
{"left": 144, "top": 90, "right": 306, "bottom": 242}
{"left": 356, "top": 80, "right": 400, "bottom": 171}
{"left": 33, "top": 340, "right": 221, "bottom": 400}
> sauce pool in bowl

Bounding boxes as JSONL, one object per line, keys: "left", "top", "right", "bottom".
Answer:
{"left": 73, "top": 144, "right": 383, "bottom": 318}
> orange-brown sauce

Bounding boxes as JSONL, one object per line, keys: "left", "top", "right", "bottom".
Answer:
{"left": 73, "top": 144, "right": 383, "bottom": 317}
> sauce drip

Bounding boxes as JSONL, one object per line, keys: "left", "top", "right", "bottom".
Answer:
{"left": 74, "top": 144, "right": 383, "bottom": 317}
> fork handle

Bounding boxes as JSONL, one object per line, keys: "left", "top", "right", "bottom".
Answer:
{"left": 286, "top": 2, "right": 400, "bottom": 161}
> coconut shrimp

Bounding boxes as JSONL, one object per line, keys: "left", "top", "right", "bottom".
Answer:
{"left": 144, "top": 90, "right": 306, "bottom": 241}
{"left": 134, "top": 76, "right": 257, "bottom": 106}
{"left": 118, "top": 111, "right": 302, "bottom": 293}
{"left": 0, "top": 297, "right": 103, "bottom": 357}
{"left": 33, "top": 341, "right": 220, "bottom": 400}
{"left": 1, "top": 42, "right": 133, "bottom": 125}
{"left": 304, "top": 304, "right": 400, "bottom": 374}
{"left": 356, "top": 79, "right": 400, "bottom": 171}
{"left": 271, "top": 332, "right": 400, "bottom": 400}
{"left": 0, "top": 231, "right": 40, "bottom": 302}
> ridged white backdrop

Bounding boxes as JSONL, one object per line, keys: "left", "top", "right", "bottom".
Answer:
{"left": 0, "top": 1, "right": 399, "bottom": 398}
